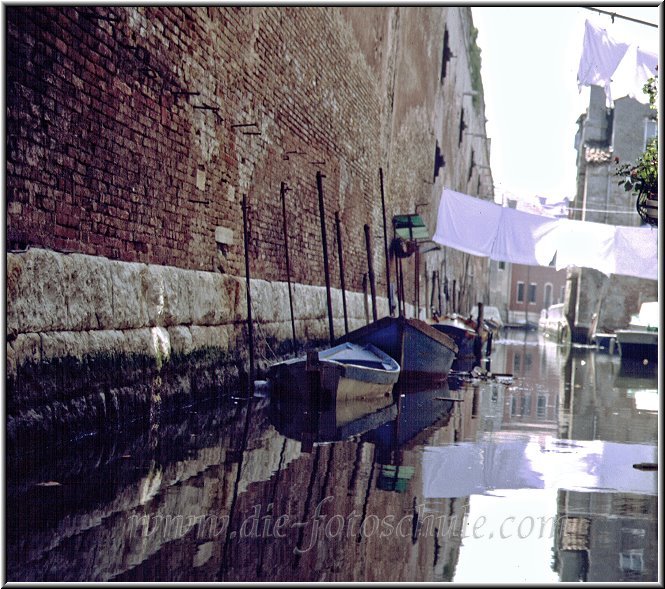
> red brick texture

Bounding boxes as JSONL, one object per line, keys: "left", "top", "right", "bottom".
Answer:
{"left": 7, "top": 7, "right": 486, "bottom": 306}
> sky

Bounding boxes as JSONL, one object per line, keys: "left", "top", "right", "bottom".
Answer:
{"left": 470, "top": 6, "right": 661, "bottom": 206}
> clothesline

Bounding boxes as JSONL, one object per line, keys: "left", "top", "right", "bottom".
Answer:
{"left": 432, "top": 188, "right": 657, "bottom": 281}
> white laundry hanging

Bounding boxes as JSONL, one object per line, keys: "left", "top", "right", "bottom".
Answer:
{"left": 577, "top": 19, "right": 658, "bottom": 106}
{"left": 432, "top": 188, "right": 657, "bottom": 281}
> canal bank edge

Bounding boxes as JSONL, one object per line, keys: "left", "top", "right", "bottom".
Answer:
{"left": 6, "top": 248, "right": 397, "bottom": 451}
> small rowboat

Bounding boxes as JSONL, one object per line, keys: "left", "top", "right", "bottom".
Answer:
{"left": 268, "top": 341, "right": 401, "bottom": 403}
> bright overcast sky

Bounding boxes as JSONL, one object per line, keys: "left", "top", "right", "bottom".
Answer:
{"left": 471, "top": 6, "right": 661, "bottom": 205}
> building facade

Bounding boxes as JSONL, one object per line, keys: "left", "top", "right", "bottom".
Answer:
{"left": 565, "top": 85, "right": 658, "bottom": 340}
{"left": 507, "top": 263, "right": 568, "bottom": 326}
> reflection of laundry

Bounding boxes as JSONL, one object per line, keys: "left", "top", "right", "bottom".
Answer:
{"left": 422, "top": 435, "right": 657, "bottom": 498}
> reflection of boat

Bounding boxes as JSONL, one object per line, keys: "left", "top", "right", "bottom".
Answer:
{"left": 337, "top": 316, "right": 458, "bottom": 381}
{"left": 615, "top": 302, "right": 658, "bottom": 362}
{"left": 614, "top": 357, "right": 657, "bottom": 388}
{"left": 268, "top": 342, "right": 400, "bottom": 403}
{"left": 430, "top": 314, "right": 479, "bottom": 360}
{"left": 364, "top": 379, "right": 456, "bottom": 462}
{"left": 364, "top": 378, "right": 457, "bottom": 492}
{"left": 269, "top": 391, "right": 398, "bottom": 446}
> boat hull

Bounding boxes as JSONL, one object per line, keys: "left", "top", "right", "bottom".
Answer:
{"left": 430, "top": 322, "right": 479, "bottom": 359}
{"left": 337, "top": 316, "right": 458, "bottom": 381}
{"left": 268, "top": 342, "right": 400, "bottom": 403}
{"left": 615, "top": 329, "right": 658, "bottom": 362}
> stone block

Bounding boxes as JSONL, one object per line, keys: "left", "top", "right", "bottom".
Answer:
{"left": 111, "top": 260, "right": 150, "bottom": 329}
{"left": 292, "top": 283, "right": 326, "bottom": 320}
{"left": 214, "top": 226, "right": 234, "bottom": 245}
{"left": 221, "top": 274, "right": 244, "bottom": 323}
{"left": 6, "top": 249, "right": 68, "bottom": 335}
{"left": 40, "top": 331, "right": 90, "bottom": 361}
{"left": 63, "top": 253, "right": 114, "bottom": 331}
{"left": 168, "top": 325, "right": 194, "bottom": 356}
{"left": 186, "top": 270, "right": 224, "bottom": 326}
{"left": 141, "top": 264, "right": 192, "bottom": 327}
{"left": 189, "top": 325, "right": 231, "bottom": 352}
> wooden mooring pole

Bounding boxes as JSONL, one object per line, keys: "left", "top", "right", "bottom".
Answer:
{"left": 335, "top": 211, "right": 349, "bottom": 334}
{"left": 379, "top": 167, "right": 393, "bottom": 315}
{"left": 241, "top": 195, "right": 255, "bottom": 398}
{"left": 364, "top": 224, "right": 378, "bottom": 322}
{"left": 280, "top": 182, "right": 298, "bottom": 353}
{"left": 316, "top": 171, "right": 335, "bottom": 345}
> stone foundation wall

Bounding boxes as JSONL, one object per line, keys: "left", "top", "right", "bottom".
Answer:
{"left": 6, "top": 248, "right": 400, "bottom": 449}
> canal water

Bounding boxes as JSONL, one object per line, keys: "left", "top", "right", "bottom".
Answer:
{"left": 6, "top": 330, "right": 658, "bottom": 582}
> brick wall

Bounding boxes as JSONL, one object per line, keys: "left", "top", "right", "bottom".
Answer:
{"left": 6, "top": 6, "right": 491, "bottom": 307}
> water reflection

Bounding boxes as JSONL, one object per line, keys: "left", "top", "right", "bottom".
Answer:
{"left": 5, "top": 330, "right": 657, "bottom": 582}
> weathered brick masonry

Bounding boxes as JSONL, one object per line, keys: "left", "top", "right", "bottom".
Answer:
{"left": 6, "top": 7, "right": 492, "bottom": 444}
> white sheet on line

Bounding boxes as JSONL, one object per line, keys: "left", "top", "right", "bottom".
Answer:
{"left": 432, "top": 188, "right": 657, "bottom": 281}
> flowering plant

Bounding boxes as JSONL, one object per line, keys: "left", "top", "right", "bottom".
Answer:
{"left": 614, "top": 74, "right": 658, "bottom": 224}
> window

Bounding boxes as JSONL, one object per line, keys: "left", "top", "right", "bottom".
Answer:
{"left": 498, "top": 261, "right": 506, "bottom": 271}
{"left": 528, "top": 283, "right": 537, "bottom": 304}
{"left": 433, "top": 141, "right": 445, "bottom": 182}
{"left": 440, "top": 28, "right": 453, "bottom": 82}
{"left": 537, "top": 395, "right": 547, "bottom": 418}
{"left": 644, "top": 118, "right": 657, "bottom": 149}
{"left": 560, "top": 285, "right": 565, "bottom": 303}
{"left": 544, "top": 283, "right": 553, "bottom": 308}
{"left": 458, "top": 108, "right": 466, "bottom": 146}
{"left": 620, "top": 551, "right": 644, "bottom": 573}
{"left": 468, "top": 149, "right": 475, "bottom": 182}
{"left": 524, "top": 353, "right": 533, "bottom": 372}
{"left": 516, "top": 281, "right": 525, "bottom": 303}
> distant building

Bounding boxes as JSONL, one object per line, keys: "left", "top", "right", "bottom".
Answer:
{"left": 501, "top": 197, "right": 569, "bottom": 327}
{"left": 507, "top": 263, "right": 568, "bottom": 327}
{"left": 565, "top": 85, "right": 658, "bottom": 341}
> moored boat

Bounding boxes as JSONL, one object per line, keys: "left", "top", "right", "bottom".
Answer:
{"left": 268, "top": 341, "right": 401, "bottom": 403}
{"left": 336, "top": 315, "right": 458, "bottom": 381}
{"left": 615, "top": 301, "right": 658, "bottom": 363}
{"left": 430, "top": 313, "right": 480, "bottom": 359}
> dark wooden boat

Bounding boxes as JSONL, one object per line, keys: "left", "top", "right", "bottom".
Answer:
{"left": 268, "top": 341, "right": 401, "bottom": 403}
{"left": 336, "top": 316, "right": 458, "bottom": 381}
{"left": 430, "top": 314, "right": 480, "bottom": 359}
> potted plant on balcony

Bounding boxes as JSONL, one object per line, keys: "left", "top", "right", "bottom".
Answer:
{"left": 615, "top": 74, "right": 658, "bottom": 226}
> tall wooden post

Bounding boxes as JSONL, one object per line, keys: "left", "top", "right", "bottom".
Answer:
{"left": 280, "top": 182, "right": 297, "bottom": 353}
{"left": 364, "top": 224, "right": 377, "bottom": 321}
{"left": 379, "top": 167, "right": 393, "bottom": 315}
{"left": 335, "top": 212, "right": 349, "bottom": 334}
{"left": 316, "top": 171, "right": 335, "bottom": 344}
{"left": 242, "top": 196, "right": 255, "bottom": 398}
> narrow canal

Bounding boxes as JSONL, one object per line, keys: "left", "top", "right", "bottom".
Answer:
{"left": 7, "top": 330, "right": 658, "bottom": 582}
